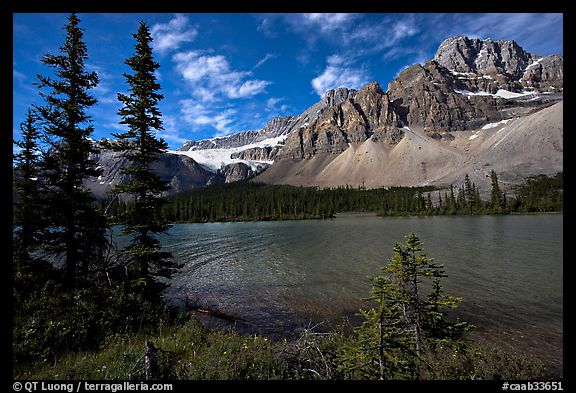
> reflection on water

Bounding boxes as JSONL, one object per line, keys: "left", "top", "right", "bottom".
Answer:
{"left": 156, "top": 213, "right": 562, "bottom": 374}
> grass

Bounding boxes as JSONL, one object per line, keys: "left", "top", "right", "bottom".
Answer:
{"left": 14, "top": 315, "right": 554, "bottom": 381}
{"left": 15, "top": 317, "right": 286, "bottom": 380}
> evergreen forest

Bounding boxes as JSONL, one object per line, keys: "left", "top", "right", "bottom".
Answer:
{"left": 102, "top": 171, "right": 564, "bottom": 223}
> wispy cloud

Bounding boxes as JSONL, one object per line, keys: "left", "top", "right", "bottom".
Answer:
{"left": 158, "top": 115, "right": 189, "bottom": 145}
{"left": 255, "top": 13, "right": 359, "bottom": 47}
{"left": 151, "top": 14, "right": 198, "bottom": 55}
{"left": 179, "top": 99, "right": 237, "bottom": 136}
{"left": 407, "top": 13, "right": 563, "bottom": 60}
{"left": 300, "top": 13, "right": 358, "bottom": 33}
{"left": 87, "top": 62, "right": 119, "bottom": 105}
{"left": 256, "top": 15, "right": 277, "bottom": 38}
{"left": 265, "top": 97, "right": 289, "bottom": 114}
{"left": 252, "top": 53, "right": 277, "bottom": 71}
{"left": 311, "top": 55, "right": 370, "bottom": 97}
{"left": 13, "top": 69, "right": 26, "bottom": 83}
{"left": 447, "top": 13, "right": 563, "bottom": 55}
{"left": 343, "top": 15, "right": 420, "bottom": 54}
{"left": 173, "top": 50, "right": 271, "bottom": 100}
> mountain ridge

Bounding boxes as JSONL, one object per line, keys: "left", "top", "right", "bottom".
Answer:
{"left": 86, "top": 35, "right": 562, "bottom": 198}
{"left": 255, "top": 35, "right": 562, "bottom": 193}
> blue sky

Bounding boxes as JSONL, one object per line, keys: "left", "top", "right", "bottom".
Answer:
{"left": 13, "top": 13, "right": 563, "bottom": 150}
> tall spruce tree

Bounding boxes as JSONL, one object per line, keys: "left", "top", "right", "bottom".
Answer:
{"left": 13, "top": 109, "right": 45, "bottom": 269}
{"left": 35, "top": 13, "right": 108, "bottom": 286}
{"left": 108, "top": 21, "right": 177, "bottom": 298}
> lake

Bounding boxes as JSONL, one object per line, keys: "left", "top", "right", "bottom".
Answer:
{"left": 156, "top": 213, "right": 562, "bottom": 374}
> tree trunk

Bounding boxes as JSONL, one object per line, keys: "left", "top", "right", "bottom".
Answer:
{"left": 144, "top": 340, "right": 158, "bottom": 380}
{"left": 378, "top": 309, "right": 385, "bottom": 380}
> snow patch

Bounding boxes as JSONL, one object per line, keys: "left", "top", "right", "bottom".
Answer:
{"left": 474, "top": 48, "right": 488, "bottom": 67}
{"left": 169, "top": 135, "right": 286, "bottom": 172}
{"left": 468, "top": 134, "right": 479, "bottom": 140}
{"left": 524, "top": 57, "right": 543, "bottom": 72}
{"left": 454, "top": 89, "right": 492, "bottom": 97}
{"left": 481, "top": 119, "right": 512, "bottom": 130}
{"left": 449, "top": 70, "right": 476, "bottom": 77}
{"left": 494, "top": 89, "right": 534, "bottom": 99}
{"left": 454, "top": 89, "right": 535, "bottom": 99}
{"left": 449, "top": 69, "right": 493, "bottom": 80}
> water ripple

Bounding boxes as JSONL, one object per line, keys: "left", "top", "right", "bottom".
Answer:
{"left": 157, "top": 214, "right": 562, "bottom": 371}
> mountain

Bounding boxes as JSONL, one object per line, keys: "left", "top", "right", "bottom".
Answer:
{"left": 84, "top": 140, "right": 225, "bottom": 200}
{"left": 255, "top": 36, "right": 562, "bottom": 194}
{"left": 433, "top": 36, "right": 562, "bottom": 92}
{"left": 170, "top": 88, "right": 356, "bottom": 170}
{"left": 86, "top": 35, "right": 562, "bottom": 199}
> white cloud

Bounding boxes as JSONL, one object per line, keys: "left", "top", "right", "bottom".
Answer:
{"left": 265, "top": 97, "right": 290, "bottom": 114}
{"left": 344, "top": 16, "right": 419, "bottom": 54}
{"left": 301, "top": 13, "right": 356, "bottom": 33}
{"left": 311, "top": 55, "right": 370, "bottom": 97}
{"left": 86, "top": 63, "right": 118, "bottom": 105}
{"left": 173, "top": 50, "right": 271, "bottom": 101}
{"left": 450, "top": 13, "right": 563, "bottom": 55}
{"left": 257, "top": 13, "right": 359, "bottom": 47}
{"left": 233, "top": 80, "right": 271, "bottom": 98}
{"left": 103, "top": 122, "right": 129, "bottom": 132}
{"left": 257, "top": 16, "right": 277, "bottom": 38}
{"left": 390, "top": 20, "right": 419, "bottom": 42}
{"left": 145, "top": 115, "right": 188, "bottom": 145}
{"left": 179, "top": 99, "right": 237, "bottom": 135}
{"left": 151, "top": 14, "right": 198, "bottom": 55}
{"left": 252, "top": 53, "right": 277, "bottom": 70}
{"left": 266, "top": 97, "right": 282, "bottom": 110}
{"left": 158, "top": 131, "right": 188, "bottom": 145}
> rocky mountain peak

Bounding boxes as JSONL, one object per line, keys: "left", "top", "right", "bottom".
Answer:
{"left": 321, "top": 87, "right": 357, "bottom": 107}
{"left": 435, "top": 35, "right": 534, "bottom": 79}
{"left": 356, "top": 81, "right": 384, "bottom": 97}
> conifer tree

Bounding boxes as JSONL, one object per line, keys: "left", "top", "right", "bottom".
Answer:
{"left": 106, "top": 21, "right": 178, "bottom": 298}
{"left": 463, "top": 174, "right": 475, "bottom": 214}
{"left": 474, "top": 186, "right": 482, "bottom": 213}
{"left": 35, "top": 13, "right": 108, "bottom": 286}
{"left": 447, "top": 186, "right": 456, "bottom": 215}
{"left": 339, "top": 233, "right": 470, "bottom": 379}
{"left": 490, "top": 170, "right": 504, "bottom": 212}
{"left": 13, "top": 109, "right": 45, "bottom": 268}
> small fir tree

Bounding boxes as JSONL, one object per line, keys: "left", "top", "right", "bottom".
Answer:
{"left": 339, "top": 233, "right": 471, "bottom": 379}
{"left": 463, "top": 174, "right": 475, "bottom": 214}
{"left": 490, "top": 170, "right": 505, "bottom": 213}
